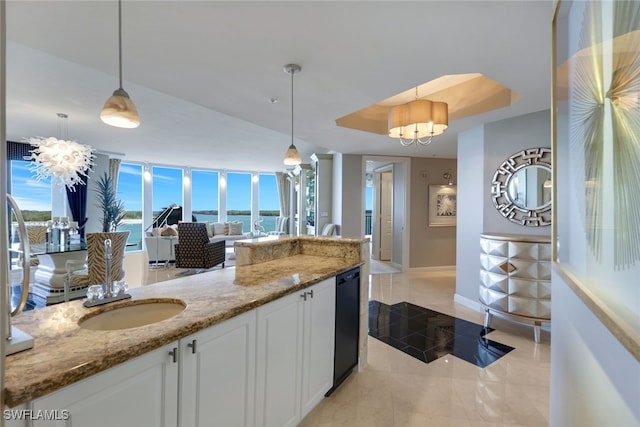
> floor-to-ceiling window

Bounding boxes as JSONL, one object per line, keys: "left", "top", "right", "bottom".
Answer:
{"left": 258, "top": 173, "right": 279, "bottom": 232}
{"left": 226, "top": 172, "right": 251, "bottom": 233}
{"left": 117, "top": 163, "right": 143, "bottom": 251}
{"left": 192, "top": 170, "right": 219, "bottom": 223}
{"left": 9, "top": 160, "right": 52, "bottom": 220}
{"left": 152, "top": 166, "right": 183, "bottom": 225}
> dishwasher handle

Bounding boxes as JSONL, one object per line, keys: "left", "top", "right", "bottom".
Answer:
{"left": 337, "top": 269, "right": 360, "bottom": 285}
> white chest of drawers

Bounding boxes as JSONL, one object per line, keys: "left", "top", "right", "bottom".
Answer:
{"left": 479, "top": 233, "right": 551, "bottom": 342}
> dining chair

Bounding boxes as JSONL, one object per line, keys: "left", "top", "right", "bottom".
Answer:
{"left": 67, "top": 231, "right": 129, "bottom": 300}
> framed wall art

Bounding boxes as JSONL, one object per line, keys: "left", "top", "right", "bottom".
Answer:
{"left": 554, "top": 0, "right": 640, "bottom": 358}
{"left": 428, "top": 185, "right": 457, "bottom": 227}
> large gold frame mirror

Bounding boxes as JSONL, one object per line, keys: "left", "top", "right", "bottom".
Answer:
{"left": 491, "top": 147, "right": 552, "bottom": 227}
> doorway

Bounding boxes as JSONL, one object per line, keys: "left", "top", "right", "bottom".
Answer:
{"left": 378, "top": 170, "right": 393, "bottom": 261}
{"left": 364, "top": 155, "right": 410, "bottom": 271}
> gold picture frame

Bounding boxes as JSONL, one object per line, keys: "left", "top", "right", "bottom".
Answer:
{"left": 428, "top": 185, "right": 456, "bottom": 227}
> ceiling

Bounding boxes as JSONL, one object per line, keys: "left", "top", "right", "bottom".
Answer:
{"left": 5, "top": 1, "right": 554, "bottom": 173}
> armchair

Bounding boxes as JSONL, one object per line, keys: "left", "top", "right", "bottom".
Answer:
{"left": 267, "top": 216, "right": 289, "bottom": 236}
{"left": 174, "top": 223, "right": 225, "bottom": 269}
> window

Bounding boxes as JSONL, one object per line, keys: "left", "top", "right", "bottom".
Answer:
{"left": 192, "top": 170, "right": 219, "bottom": 223}
{"left": 9, "top": 160, "right": 52, "bottom": 221}
{"left": 117, "top": 163, "right": 143, "bottom": 251}
{"left": 258, "top": 173, "right": 279, "bottom": 232}
{"left": 226, "top": 172, "right": 251, "bottom": 233}
{"left": 365, "top": 186, "right": 373, "bottom": 235}
{"left": 152, "top": 166, "right": 183, "bottom": 225}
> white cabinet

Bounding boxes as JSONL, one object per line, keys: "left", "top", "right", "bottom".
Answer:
{"left": 17, "top": 279, "right": 337, "bottom": 427}
{"left": 479, "top": 233, "right": 551, "bottom": 342}
{"left": 179, "top": 310, "right": 256, "bottom": 427}
{"left": 255, "top": 278, "right": 336, "bottom": 427}
{"left": 31, "top": 342, "right": 179, "bottom": 427}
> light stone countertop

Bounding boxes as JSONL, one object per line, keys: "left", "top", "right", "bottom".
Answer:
{"left": 5, "top": 254, "right": 363, "bottom": 408}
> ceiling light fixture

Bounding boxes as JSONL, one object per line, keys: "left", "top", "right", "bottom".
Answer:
{"left": 26, "top": 113, "right": 94, "bottom": 189}
{"left": 388, "top": 87, "right": 448, "bottom": 147}
{"left": 283, "top": 63, "right": 302, "bottom": 166}
{"left": 100, "top": 0, "right": 140, "bottom": 129}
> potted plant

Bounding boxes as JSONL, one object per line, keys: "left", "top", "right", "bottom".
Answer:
{"left": 95, "top": 172, "right": 125, "bottom": 232}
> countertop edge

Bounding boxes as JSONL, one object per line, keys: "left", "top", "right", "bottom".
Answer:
{"left": 5, "top": 260, "right": 364, "bottom": 407}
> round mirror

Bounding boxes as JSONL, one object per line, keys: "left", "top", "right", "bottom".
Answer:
{"left": 506, "top": 165, "right": 552, "bottom": 210}
{"left": 491, "top": 148, "right": 552, "bottom": 227}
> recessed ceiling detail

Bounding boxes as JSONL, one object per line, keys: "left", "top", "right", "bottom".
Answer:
{"left": 335, "top": 73, "right": 520, "bottom": 135}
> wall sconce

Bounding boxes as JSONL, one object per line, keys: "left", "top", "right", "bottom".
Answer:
{"left": 143, "top": 163, "right": 151, "bottom": 181}
{"left": 443, "top": 169, "right": 454, "bottom": 186}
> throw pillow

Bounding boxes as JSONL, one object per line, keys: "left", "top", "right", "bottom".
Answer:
{"left": 161, "top": 225, "right": 178, "bottom": 236}
{"left": 228, "top": 221, "right": 243, "bottom": 235}
{"left": 212, "top": 222, "right": 226, "bottom": 236}
{"left": 203, "top": 221, "right": 213, "bottom": 237}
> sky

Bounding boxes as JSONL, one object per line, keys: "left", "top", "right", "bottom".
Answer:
{"left": 12, "top": 160, "right": 369, "bottom": 213}
{"left": 11, "top": 161, "right": 281, "bottom": 213}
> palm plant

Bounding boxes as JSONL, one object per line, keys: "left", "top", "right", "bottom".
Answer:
{"left": 95, "top": 172, "right": 125, "bottom": 232}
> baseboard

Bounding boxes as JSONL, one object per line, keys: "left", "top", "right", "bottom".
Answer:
{"left": 454, "top": 293, "right": 482, "bottom": 312}
{"left": 408, "top": 265, "right": 456, "bottom": 272}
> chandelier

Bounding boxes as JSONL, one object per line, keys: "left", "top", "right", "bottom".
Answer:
{"left": 388, "top": 88, "right": 448, "bottom": 147}
{"left": 26, "top": 113, "right": 94, "bottom": 190}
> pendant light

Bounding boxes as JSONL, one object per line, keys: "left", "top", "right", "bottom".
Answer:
{"left": 388, "top": 87, "right": 448, "bottom": 147}
{"left": 283, "top": 63, "right": 302, "bottom": 166}
{"left": 100, "top": 0, "right": 140, "bottom": 128}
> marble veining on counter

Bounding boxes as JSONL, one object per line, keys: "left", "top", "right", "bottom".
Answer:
{"left": 235, "top": 235, "right": 365, "bottom": 266}
{"left": 5, "top": 254, "right": 363, "bottom": 408}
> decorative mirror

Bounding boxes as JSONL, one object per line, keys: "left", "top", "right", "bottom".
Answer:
{"left": 491, "top": 147, "right": 551, "bottom": 226}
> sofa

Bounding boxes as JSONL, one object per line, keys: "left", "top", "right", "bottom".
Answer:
{"left": 145, "top": 221, "right": 252, "bottom": 264}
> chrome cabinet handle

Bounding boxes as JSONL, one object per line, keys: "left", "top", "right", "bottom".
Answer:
{"left": 188, "top": 339, "right": 197, "bottom": 354}
{"left": 169, "top": 347, "right": 178, "bottom": 363}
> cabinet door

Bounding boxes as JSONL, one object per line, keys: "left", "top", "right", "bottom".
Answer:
{"left": 32, "top": 342, "right": 179, "bottom": 427}
{"left": 255, "top": 291, "right": 303, "bottom": 427}
{"left": 179, "top": 310, "right": 256, "bottom": 427}
{"left": 300, "top": 278, "right": 336, "bottom": 419}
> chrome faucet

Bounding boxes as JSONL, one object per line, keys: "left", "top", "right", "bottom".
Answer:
{"left": 103, "top": 239, "right": 113, "bottom": 298}
{"left": 82, "top": 237, "right": 131, "bottom": 308}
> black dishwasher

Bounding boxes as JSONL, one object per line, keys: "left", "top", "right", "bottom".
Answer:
{"left": 326, "top": 267, "right": 360, "bottom": 396}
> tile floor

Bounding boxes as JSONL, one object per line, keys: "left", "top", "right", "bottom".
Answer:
{"left": 300, "top": 269, "right": 550, "bottom": 427}
{"left": 368, "top": 300, "right": 515, "bottom": 368}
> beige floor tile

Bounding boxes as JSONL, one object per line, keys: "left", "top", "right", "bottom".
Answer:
{"left": 149, "top": 266, "right": 550, "bottom": 427}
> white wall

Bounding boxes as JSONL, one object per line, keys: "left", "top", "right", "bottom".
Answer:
{"left": 331, "top": 153, "right": 343, "bottom": 232}
{"left": 339, "top": 154, "right": 363, "bottom": 237}
{"left": 455, "top": 109, "right": 551, "bottom": 303}
{"left": 550, "top": 272, "right": 640, "bottom": 426}
{"left": 455, "top": 125, "right": 485, "bottom": 303}
{"left": 482, "top": 109, "right": 551, "bottom": 236}
{"left": 391, "top": 161, "right": 405, "bottom": 267}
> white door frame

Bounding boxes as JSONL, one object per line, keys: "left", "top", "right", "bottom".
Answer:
{"left": 362, "top": 156, "right": 411, "bottom": 271}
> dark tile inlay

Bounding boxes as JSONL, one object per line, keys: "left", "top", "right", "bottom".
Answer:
{"left": 368, "top": 300, "right": 515, "bottom": 368}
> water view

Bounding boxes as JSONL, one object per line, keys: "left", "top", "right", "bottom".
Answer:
{"left": 120, "top": 215, "right": 278, "bottom": 251}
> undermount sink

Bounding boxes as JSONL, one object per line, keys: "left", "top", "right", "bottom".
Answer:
{"left": 78, "top": 298, "right": 186, "bottom": 331}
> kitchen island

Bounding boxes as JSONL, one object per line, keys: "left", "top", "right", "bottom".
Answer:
{"left": 4, "top": 235, "right": 369, "bottom": 426}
